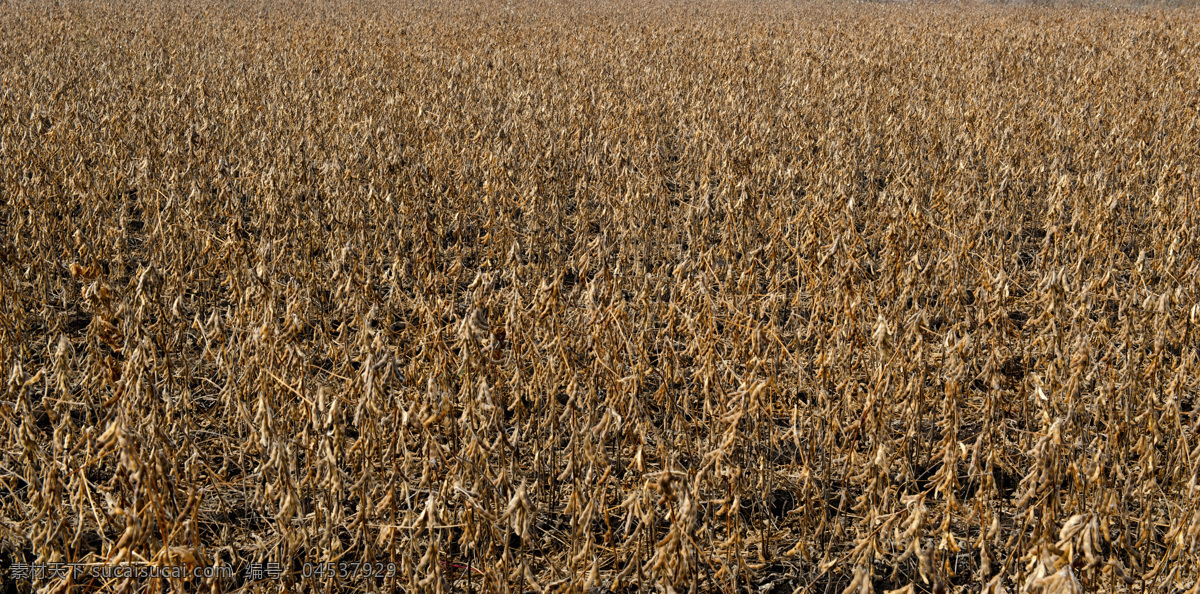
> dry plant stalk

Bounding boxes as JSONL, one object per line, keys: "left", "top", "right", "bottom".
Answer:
{"left": 2, "top": 0, "right": 1200, "bottom": 592}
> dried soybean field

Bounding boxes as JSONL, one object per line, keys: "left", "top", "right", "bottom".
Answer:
{"left": 3, "top": 0, "right": 1200, "bottom": 592}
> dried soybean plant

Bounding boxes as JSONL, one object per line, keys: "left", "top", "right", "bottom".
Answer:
{"left": 2, "top": 0, "right": 1200, "bottom": 592}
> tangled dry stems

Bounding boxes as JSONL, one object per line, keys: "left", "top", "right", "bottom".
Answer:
{"left": 2, "top": 0, "right": 1200, "bottom": 592}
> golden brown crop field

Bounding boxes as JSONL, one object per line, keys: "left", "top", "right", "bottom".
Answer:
{"left": 3, "top": 0, "right": 1200, "bottom": 592}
